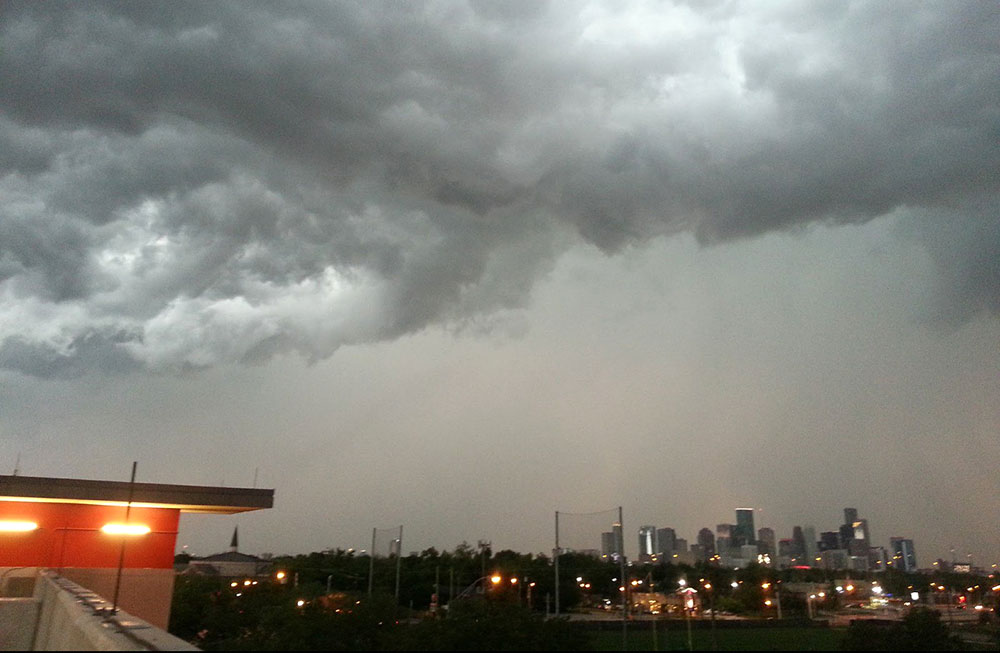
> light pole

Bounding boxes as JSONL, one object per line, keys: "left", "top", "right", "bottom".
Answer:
{"left": 679, "top": 579, "right": 694, "bottom": 652}
{"left": 704, "top": 581, "right": 718, "bottom": 650}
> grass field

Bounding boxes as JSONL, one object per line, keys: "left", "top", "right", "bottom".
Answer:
{"left": 591, "top": 625, "right": 846, "bottom": 651}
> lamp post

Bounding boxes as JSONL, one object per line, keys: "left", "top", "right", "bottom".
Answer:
{"left": 704, "top": 581, "right": 718, "bottom": 650}
{"left": 679, "top": 579, "right": 694, "bottom": 651}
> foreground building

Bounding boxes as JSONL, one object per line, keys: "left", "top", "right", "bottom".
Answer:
{"left": 0, "top": 474, "right": 273, "bottom": 632}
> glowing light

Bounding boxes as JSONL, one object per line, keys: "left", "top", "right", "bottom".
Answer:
{"left": 296, "top": 599, "right": 306, "bottom": 607}
{"left": 276, "top": 571, "right": 286, "bottom": 580}
{"left": 0, "top": 520, "right": 38, "bottom": 532}
{"left": 100, "top": 523, "right": 151, "bottom": 535}
{"left": 490, "top": 575, "right": 502, "bottom": 585}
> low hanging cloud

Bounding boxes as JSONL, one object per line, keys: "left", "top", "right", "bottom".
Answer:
{"left": 1, "top": 1, "right": 997, "bottom": 376}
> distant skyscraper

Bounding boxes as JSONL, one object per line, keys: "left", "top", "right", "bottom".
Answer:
{"left": 844, "top": 508, "right": 858, "bottom": 526}
{"left": 601, "top": 531, "right": 617, "bottom": 557}
{"left": 850, "top": 519, "right": 871, "bottom": 562}
{"left": 716, "top": 523, "right": 735, "bottom": 556}
{"left": 697, "top": 528, "right": 716, "bottom": 557}
{"left": 735, "top": 509, "right": 755, "bottom": 547}
{"left": 757, "top": 527, "right": 775, "bottom": 556}
{"left": 657, "top": 527, "right": 677, "bottom": 555}
{"left": 818, "top": 531, "right": 840, "bottom": 551}
{"left": 638, "top": 526, "right": 656, "bottom": 560}
{"left": 674, "top": 538, "right": 688, "bottom": 552}
{"left": 852, "top": 519, "right": 870, "bottom": 544}
{"left": 791, "top": 526, "right": 807, "bottom": 562}
{"left": 803, "top": 526, "right": 817, "bottom": 566}
{"left": 890, "top": 537, "right": 918, "bottom": 572}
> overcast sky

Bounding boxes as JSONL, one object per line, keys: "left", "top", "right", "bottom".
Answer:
{"left": 1, "top": 1, "right": 998, "bottom": 567}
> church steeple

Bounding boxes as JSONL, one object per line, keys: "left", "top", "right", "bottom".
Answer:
{"left": 230, "top": 526, "right": 239, "bottom": 552}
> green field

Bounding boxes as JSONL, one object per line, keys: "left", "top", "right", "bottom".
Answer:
{"left": 591, "top": 625, "right": 846, "bottom": 651}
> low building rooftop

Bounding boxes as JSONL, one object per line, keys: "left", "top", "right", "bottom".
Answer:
{"left": 0, "top": 474, "right": 273, "bottom": 514}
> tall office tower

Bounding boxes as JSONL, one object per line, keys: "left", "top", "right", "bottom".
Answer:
{"left": 777, "top": 538, "right": 794, "bottom": 557}
{"left": 852, "top": 519, "right": 871, "bottom": 545}
{"left": 844, "top": 508, "right": 858, "bottom": 526}
{"left": 757, "top": 527, "right": 776, "bottom": 555}
{"left": 716, "top": 523, "right": 735, "bottom": 556}
{"left": 657, "top": 527, "right": 677, "bottom": 555}
{"left": 638, "top": 526, "right": 657, "bottom": 561}
{"left": 791, "top": 526, "right": 807, "bottom": 561}
{"left": 601, "top": 531, "right": 617, "bottom": 558}
{"left": 818, "top": 531, "right": 840, "bottom": 551}
{"left": 850, "top": 519, "right": 871, "bottom": 559}
{"left": 735, "top": 508, "right": 756, "bottom": 547}
{"left": 698, "top": 528, "right": 716, "bottom": 557}
{"left": 613, "top": 522, "right": 624, "bottom": 559}
{"left": 803, "top": 526, "right": 818, "bottom": 566}
{"left": 839, "top": 523, "right": 855, "bottom": 549}
{"left": 674, "top": 537, "right": 688, "bottom": 552}
{"left": 890, "top": 537, "right": 918, "bottom": 572}
{"left": 870, "top": 546, "right": 888, "bottom": 571}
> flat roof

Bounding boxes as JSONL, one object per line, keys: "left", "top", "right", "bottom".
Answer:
{"left": 0, "top": 475, "right": 273, "bottom": 514}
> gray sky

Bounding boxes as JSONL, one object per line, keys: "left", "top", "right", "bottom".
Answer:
{"left": 1, "top": 1, "right": 998, "bottom": 566}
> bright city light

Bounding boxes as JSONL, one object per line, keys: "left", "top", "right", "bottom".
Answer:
{"left": 0, "top": 520, "right": 38, "bottom": 532}
{"left": 100, "top": 523, "right": 151, "bottom": 535}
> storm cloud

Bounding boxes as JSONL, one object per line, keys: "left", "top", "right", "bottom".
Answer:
{"left": 1, "top": 0, "right": 998, "bottom": 375}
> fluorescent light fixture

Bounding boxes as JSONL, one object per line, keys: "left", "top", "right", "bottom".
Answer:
{"left": 100, "top": 523, "right": 151, "bottom": 535}
{"left": 0, "top": 520, "right": 38, "bottom": 532}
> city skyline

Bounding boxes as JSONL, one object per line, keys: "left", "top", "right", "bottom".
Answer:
{"left": 1, "top": 2, "right": 998, "bottom": 571}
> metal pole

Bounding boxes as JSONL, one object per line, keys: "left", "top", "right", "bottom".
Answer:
{"left": 620, "top": 506, "right": 627, "bottom": 651}
{"left": 710, "top": 587, "right": 718, "bottom": 650}
{"left": 111, "top": 461, "right": 137, "bottom": 615}
{"left": 395, "top": 526, "right": 403, "bottom": 602}
{"left": 554, "top": 511, "right": 560, "bottom": 616}
{"left": 685, "top": 597, "right": 693, "bottom": 651}
{"left": 368, "top": 528, "right": 376, "bottom": 596}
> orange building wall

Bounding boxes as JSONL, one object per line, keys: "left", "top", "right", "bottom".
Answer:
{"left": 0, "top": 501, "right": 179, "bottom": 569}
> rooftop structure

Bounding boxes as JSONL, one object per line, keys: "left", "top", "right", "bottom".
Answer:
{"left": 0, "top": 474, "right": 273, "bottom": 630}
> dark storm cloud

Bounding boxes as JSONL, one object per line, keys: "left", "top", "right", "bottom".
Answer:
{"left": 1, "top": 0, "right": 997, "bottom": 374}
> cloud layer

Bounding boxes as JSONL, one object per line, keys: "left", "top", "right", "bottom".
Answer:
{"left": 2, "top": 1, "right": 998, "bottom": 375}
